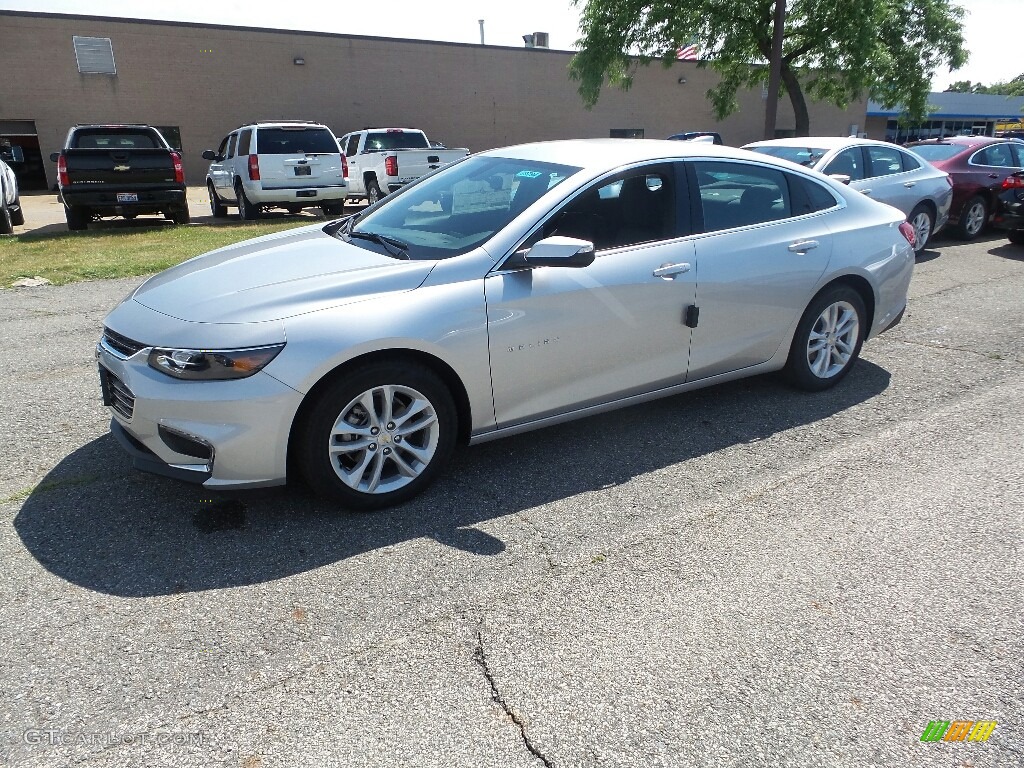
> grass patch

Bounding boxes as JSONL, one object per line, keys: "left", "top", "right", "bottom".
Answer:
{"left": 0, "top": 220, "right": 311, "bottom": 286}
{"left": 1, "top": 473, "right": 101, "bottom": 504}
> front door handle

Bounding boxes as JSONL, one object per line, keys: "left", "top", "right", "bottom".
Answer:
{"left": 653, "top": 262, "right": 691, "bottom": 279}
{"left": 788, "top": 240, "right": 819, "bottom": 253}
{"left": 861, "top": 188, "right": 873, "bottom": 195}
{"left": 903, "top": 181, "right": 916, "bottom": 188}
{"left": 989, "top": 173, "right": 1000, "bottom": 179}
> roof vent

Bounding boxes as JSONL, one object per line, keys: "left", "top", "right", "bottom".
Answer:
{"left": 73, "top": 36, "right": 116, "bottom": 75}
{"left": 533, "top": 32, "right": 549, "bottom": 48}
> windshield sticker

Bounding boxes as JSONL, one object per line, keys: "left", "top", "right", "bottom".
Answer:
{"left": 516, "top": 170, "right": 543, "bottom": 178}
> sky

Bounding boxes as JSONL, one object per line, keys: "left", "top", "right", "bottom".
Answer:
{"left": 0, "top": 0, "right": 1018, "bottom": 91}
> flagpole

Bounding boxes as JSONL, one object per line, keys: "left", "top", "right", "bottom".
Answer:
{"left": 763, "top": 0, "right": 786, "bottom": 139}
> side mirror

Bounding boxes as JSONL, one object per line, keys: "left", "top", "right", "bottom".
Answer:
{"left": 50, "top": 152, "right": 61, "bottom": 162}
{"left": 201, "top": 149, "right": 218, "bottom": 161}
{"left": 503, "top": 236, "right": 596, "bottom": 270}
{"left": 828, "top": 173, "right": 852, "bottom": 185}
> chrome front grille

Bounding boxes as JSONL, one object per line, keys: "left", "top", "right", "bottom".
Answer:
{"left": 102, "top": 328, "right": 146, "bottom": 358}
{"left": 99, "top": 366, "right": 136, "bottom": 420}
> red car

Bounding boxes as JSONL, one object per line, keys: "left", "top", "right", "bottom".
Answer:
{"left": 906, "top": 136, "right": 1024, "bottom": 240}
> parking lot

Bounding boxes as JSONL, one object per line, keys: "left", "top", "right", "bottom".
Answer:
{"left": 0, "top": 224, "right": 1021, "bottom": 766}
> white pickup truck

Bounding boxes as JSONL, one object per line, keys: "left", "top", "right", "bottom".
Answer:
{"left": 338, "top": 128, "right": 469, "bottom": 204}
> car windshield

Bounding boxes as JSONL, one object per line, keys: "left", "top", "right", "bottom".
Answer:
{"left": 906, "top": 143, "right": 964, "bottom": 161}
{"left": 748, "top": 145, "right": 829, "bottom": 167}
{"left": 336, "top": 155, "right": 581, "bottom": 260}
{"left": 256, "top": 128, "right": 338, "bottom": 154}
{"left": 364, "top": 131, "right": 430, "bottom": 151}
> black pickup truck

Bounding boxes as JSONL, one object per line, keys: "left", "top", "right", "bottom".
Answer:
{"left": 50, "top": 125, "right": 190, "bottom": 230}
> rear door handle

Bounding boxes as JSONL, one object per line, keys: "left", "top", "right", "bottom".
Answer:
{"left": 653, "top": 262, "right": 691, "bottom": 278}
{"left": 903, "top": 181, "right": 916, "bottom": 188}
{"left": 861, "top": 188, "right": 873, "bottom": 195}
{"left": 788, "top": 240, "right": 819, "bottom": 253}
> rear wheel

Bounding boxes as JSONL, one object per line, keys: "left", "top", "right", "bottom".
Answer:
{"left": 170, "top": 205, "right": 191, "bottom": 225}
{"left": 908, "top": 204, "right": 933, "bottom": 255}
{"left": 64, "top": 205, "right": 89, "bottom": 231}
{"left": 1008, "top": 229, "right": 1024, "bottom": 246}
{"left": 208, "top": 183, "right": 228, "bottom": 218}
{"left": 236, "top": 184, "right": 260, "bottom": 220}
{"left": 322, "top": 201, "right": 345, "bottom": 217}
{"left": 0, "top": 196, "right": 12, "bottom": 235}
{"left": 10, "top": 195, "right": 24, "bottom": 226}
{"left": 366, "top": 178, "right": 383, "bottom": 205}
{"left": 956, "top": 195, "right": 987, "bottom": 240}
{"left": 786, "top": 285, "right": 866, "bottom": 392}
{"left": 298, "top": 363, "right": 457, "bottom": 510}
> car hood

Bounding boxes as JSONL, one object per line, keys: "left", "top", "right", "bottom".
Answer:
{"left": 131, "top": 224, "right": 435, "bottom": 323}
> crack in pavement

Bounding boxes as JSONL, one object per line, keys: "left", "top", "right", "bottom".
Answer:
{"left": 474, "top": 630, "right": 554, "bottom": 768}
{"left": 886, "top": 337, "right": 1024, "bottom": 365}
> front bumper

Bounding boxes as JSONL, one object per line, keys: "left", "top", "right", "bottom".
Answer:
{"left": 97, "top": 339, "right": 304, "bottom": 490}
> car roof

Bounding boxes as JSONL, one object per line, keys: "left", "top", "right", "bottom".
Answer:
{"left": 907, "top": 136, "right": 1017, "bottom": 149}
{"left": 478, "top": 138, "right": 798, "bottom": 170}
{"left": 743, "top": 136, "right": 902, "bottom": 151}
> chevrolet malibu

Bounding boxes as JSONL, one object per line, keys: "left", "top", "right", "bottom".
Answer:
{"left": 97, "top": 140, "right": 915, "bottom": 509}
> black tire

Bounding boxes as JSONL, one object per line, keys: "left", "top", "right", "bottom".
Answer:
{"left": 908, "top": 204, "right": 933, "bottom": 255}
{"left": 297, "top": 363, "right": 457, "bottom": 510}
{"left": 285, "top": 205, "right": 304, "bottom": 215}
{"left": 366, "top": 177, "right": 383, "bottom": 205}
{"left": 785, "top": 285, "right": 867, "bottom": 392}
{"left": 955, "top": 195, "right": 987, "bottom": 240}
{"left": 236, "top": 183, "right": 260, "bottom": 220}
{"left": 1008, "top": 229, "right": 1024, "bottom": 246}
{"left": 0, "top": 196, "right": 12, "bottom": 235}
{"left": 169, "top": 204, "right": 191, "bottom": 225}
{"left": 64, "top": 205, "right": 89, "bottom": 231}
{"left": 322, "top": 201, "right": 345, "bottom": 217}
{"left": 10, "top": 196, "right": 24, "bottom": 226}
{"left": 209, "top": 183, "right": 228, "bottom": 218}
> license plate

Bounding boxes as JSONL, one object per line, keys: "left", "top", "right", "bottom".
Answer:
{"left": 294, "top": 166, "right": 311, "bottom": 176}
{"left": 116, "top": 193, "right": 138, "bottom": 203}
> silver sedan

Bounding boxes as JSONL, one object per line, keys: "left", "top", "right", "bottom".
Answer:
{"left": 97, "top": 140, "right": 915, "bottom": 509}
{"left": 743, "top": 136, "right": 952, "bottom": 254}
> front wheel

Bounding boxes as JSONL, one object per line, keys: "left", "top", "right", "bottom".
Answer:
{"left": 908, "top": 204, "right": 933, "bottom": 255}
{"left": 1008, "top": 229, "right": 1024, "bottom": 246}
{"left": 0, "top": 196, "right": 12, "bottom": 235}
{"left": 786, "top": 286, "right": 866, "bottom": 392}
{"left": 10, "top": 196, "right": 24, "bottom": 226}
{"left": 956, "top": 196, "right": 987, "bottom": 240}
{"left": 297, "top": 363, "right": 457, "bottom": 510}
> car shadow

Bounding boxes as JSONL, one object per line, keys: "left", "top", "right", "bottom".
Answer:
{"left": 990, "top": 242, "right": 1024, "bottom": 261}
{"left": 14, "top": 363, "right": 890, "bottom": 597}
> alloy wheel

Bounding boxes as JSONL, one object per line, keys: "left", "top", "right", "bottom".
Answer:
{"left": 806, "top": 300, "right": 860, "bottom": 379}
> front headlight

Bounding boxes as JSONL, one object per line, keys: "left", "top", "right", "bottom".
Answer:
{"left": 147, "top": 344, "right": 285, "bottom": 380}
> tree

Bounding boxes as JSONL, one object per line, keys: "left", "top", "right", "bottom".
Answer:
{"left": 569, "top": 0, "right": 968, "bottom": 136}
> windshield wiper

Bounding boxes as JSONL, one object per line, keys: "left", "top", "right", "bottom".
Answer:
{"left": 347, "top": 230, "right": 410, "bottom": 259}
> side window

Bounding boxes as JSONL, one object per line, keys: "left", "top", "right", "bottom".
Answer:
{"left": 216, "top": 136, "right": 229, "bottom": 158}
{"left": 345, "top": 135, "right": 360, "bottom": 157}
{"left": 237, "top": 129, "right": 252, "bottom": 156}
{"left": 1010, "top": 143, "right": 1024, "bottom": 167}
{"left": 694, "top": 161, "right": 791, "bottom": 232}
{"left": 789, "top": 174, "right": 839, "bottom": 215}
{"left": 226, "top": 133, "right": 238, "bottom": 160}
{"left": 864, "top": 145, "right": 904, "bottom": 178}
{"left": 900, "top": 149, "right": 921, "bottom": 171}
{"left": 539, "top": 164, "right": 677, "bottom": 251}
{"left": 975, "top": 143, "right": 1014, "bottom": 167}
{"left": 823, "top": 148, "right": 864, "bottom": 181}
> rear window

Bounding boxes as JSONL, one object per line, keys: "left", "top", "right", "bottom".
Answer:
{"left": 72, "top": 130, "right": 160, "bottom": 149}
{"left": 907, "top": 144, "right": 964, "bottom": 162}
{"left": 748, "top": 145, "right": 829, "bottom": 168}
{"left": 256, "top": 127, "right": 339, "bottom": 155}
{"left": 363, "top": 131, "right": 430, "bottom": 151}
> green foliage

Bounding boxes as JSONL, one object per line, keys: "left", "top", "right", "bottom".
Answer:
{"left": 946, "top": 74, "right": 1024, "bottom": 96}
{"left": 569, "top": 0, "right": 967, "bottom": 135}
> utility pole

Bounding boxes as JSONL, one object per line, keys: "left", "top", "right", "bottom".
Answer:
{"left": 763, "top": 0, "right": 786, "bottom": 139}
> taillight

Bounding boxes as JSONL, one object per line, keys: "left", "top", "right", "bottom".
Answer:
{"left": 248, "top": 154, "right": 260, "bottom": 181}
{"left": 341, "top": 153, "right": 348, "bottom": 178}
{"left": 899, "top": 221, "right": 916, "bottom": 247}
{"left": 1001, "top": 174, "right": 1024, "bottom": 189}
{"left": 170, "top": 151, "right": 185, "bottom": 184}
{"left": 57, "top": 155, "right": 69, "bottom": 187}
{"left": 384, "top": 155, "right": 398, "bottom": 177}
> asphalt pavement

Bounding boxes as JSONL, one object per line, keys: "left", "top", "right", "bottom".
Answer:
{"left": 0, "top": 231, "right": 1021, "bottom": 767}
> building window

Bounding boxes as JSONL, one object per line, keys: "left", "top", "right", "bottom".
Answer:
{"left": 73, "top": 36, "right": 116, "bottom": 75}
{"left": 609, "top": 128, "right": 644, "bottom": 139}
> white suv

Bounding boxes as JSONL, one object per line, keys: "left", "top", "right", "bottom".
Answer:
{"left": 203, "top": 121, "right": 348, "bottom": 219}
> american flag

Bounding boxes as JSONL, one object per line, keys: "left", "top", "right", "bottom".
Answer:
{"left": 676, "top": 43, "right": 698, "bottom": 61}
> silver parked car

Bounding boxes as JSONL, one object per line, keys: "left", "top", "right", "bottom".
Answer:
{"left": 743, "top": 136, "right": 952, "bottom": 254}
{"left": 97, "top": 140, "right": 915, "bottom": 509}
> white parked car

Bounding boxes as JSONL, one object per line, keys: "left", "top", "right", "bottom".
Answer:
{"left": 203, "top": 121, "right": 348, "bottom": 219}
{"left": 743, "top": 137, "right": 952, "bottom": 254}
{"left": 0, "top": 154, "right": 24, "bottom": 234}
{"left": 98, "top": 140, "right": 915, "bottom": 509}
